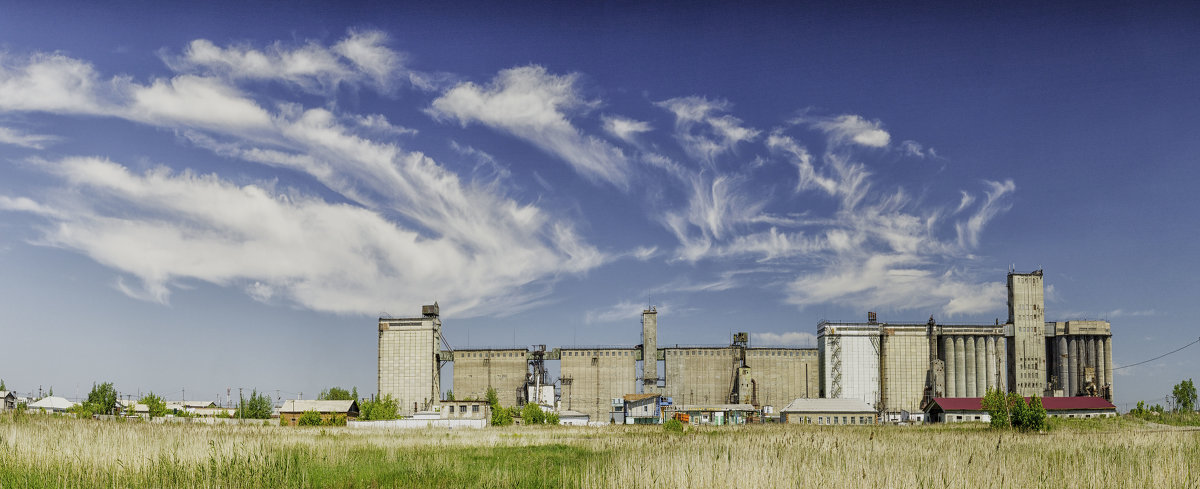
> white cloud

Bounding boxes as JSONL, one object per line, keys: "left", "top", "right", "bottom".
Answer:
{"left": 753, "top": 331, "right": 817, "bottom": 347}
{"left": 656, "top": 96, "right": 759, "bottom": 165}
{"left": 165, "top": 30, "right": 414, "bottom": 93}
{"left": 796, "top": 113, "right": 891, "bottom": 148}
{"left": 6, "top": 156, "right": 604, "bottom": 317}
{"left": 0, "top": 52, "right": 111, "bottom": 114}
{"left": 0, "top": 45, "right": 610, "bottom": 318}
{"left": 585, "top": 300, "right": 668, "bottom": 324}
{"left": 601, "top": 115, "right": 652, "bottom": 144}
{"left": 900, "top": 140, "right": 925, "bottom": 157}
{"left": 0, "top": 126, "right": 57, "bottom": 149}
{"left": 128, "top": 75, "right": 273, "bottom": 130}
{"left": 428, "top": 65, "right": 632, "bottom": 188}
{"left": 956, "top": 179, "right": 1015, "bottom": 248}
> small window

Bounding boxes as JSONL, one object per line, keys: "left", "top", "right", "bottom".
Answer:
{"left": 448, "top": 406, "right": 454, "bottom": 413}
{"left": 472, "top": 405, "right": 479, "bottom": 413}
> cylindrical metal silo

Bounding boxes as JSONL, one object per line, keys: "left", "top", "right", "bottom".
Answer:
{"left": 944, "top": 335, "right": 956, "bottom": 397}
{"left": 965, "top": 336, "right": 977, "bottom": 397}
{"left": 1057, "top": 336, "right": 1068, "bottom": 393}
{"left": 996, "top": 338, "right": 1007, "bottom": 392}
{"left": 985, "top": 336, "right": 996, "bottom": 392}
{"left": 975, "top": 337, "right": 986, "bottom": 396}
{"left": 1104, "top": 337, "right": 1113, "bottom": 397}
{"left": 1086, "top": 337, "right": 1096, "bottom": 386}
{"left": 954, "top": 336, "right": 966, "bottom": 397}
{"left": 1068, "top": 337, "right": 1078, "bottom": 396}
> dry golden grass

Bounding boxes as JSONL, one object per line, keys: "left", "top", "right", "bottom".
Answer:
{"left": 1, "top": 414, "right": 1197, "bottom": 488}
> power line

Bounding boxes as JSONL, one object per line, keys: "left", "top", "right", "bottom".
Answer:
{"left": 1114, "top": 337, "right": 1200, "bottom": 370}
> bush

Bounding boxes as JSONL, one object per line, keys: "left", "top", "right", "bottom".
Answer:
{"left": 139, "top": 393, "right": 167, "bottom": 418}
{"left": 86, "top": 382, "right": 118, "bottom": 416}
{"left": 323, "top": 414, "right": 347, "bottom": 426}
{"left": 545, "top": 412, "right": 560, "bottom": 425}
{"left": 981, "top": 389, "right": 1046, "bottom": 431}
{"left": 664, "top": 418, "right": 685, "bottom": 434}
{"left": 522, "top": 403, "right": 546, "bottom": 425}
{"left": 234, "top": 389, "right": 273, "bottom": 419}
{"left": 297, "top": 411, "right": 323, "bottom": 426}
{"left": 492, "top": 407, "right": 513, "bottom": 426}
{"left": 359, "top": 395, "right": 399, "bottom": 420}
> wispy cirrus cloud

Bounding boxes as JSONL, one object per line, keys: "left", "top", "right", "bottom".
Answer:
{"left": 162, "top": 29, "right": 435, "bottom": 93}
{"left": 0, "top": 126, "right": 57, "bottom": 149}
{"left": 0, "top": 39, "right": 607, "bottom": 318}
{"left": 585, "top": 299, "right": 670, "bottom": 324}
{"left": 601, "top": 115, "right": 652, "bottom": 144}
{"left": 794, "top": 113, "right": 890, "bottom": 148}
{"left": 428, "top": 65, "right": 632, "bottom": 189}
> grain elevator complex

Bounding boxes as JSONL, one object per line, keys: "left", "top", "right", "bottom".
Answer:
{"left": 379, "top": 270, "right": 1115, "bottom": 423}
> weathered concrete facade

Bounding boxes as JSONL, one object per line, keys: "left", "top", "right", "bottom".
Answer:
{"left": 663, "top": 347, "right": 736, "bottom": 406}
{"left": 1046, "top": 320, "right": 1113, "bottom": 398}
{"left": 451, "top": 349, "right": 528, "bottom": 407}
{"left": 1009, "top": 271, "right": 1047, "bottom": 397}
{"left": 744, "top": 348, "right": 819, "bottom": 410}
{"left": 378, "top": 305, "right": 441, "bottom": 416}
{"left": 559, "top": 348, "right": 637, "bottom": 423}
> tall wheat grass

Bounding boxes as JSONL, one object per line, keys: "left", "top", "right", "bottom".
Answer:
{"left": 1, "top": 414, "right": 1196, "bottom": 488}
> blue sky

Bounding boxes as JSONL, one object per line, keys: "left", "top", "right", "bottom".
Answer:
{"left": 1, "top": 2, "right": 1197, "bottom": 410}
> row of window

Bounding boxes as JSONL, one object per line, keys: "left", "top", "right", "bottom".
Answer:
{"left": 564, "top": 351, "right": 632, "bottom": 356}
{"left": 459, "top": 352, "right": 525, "bottom": 358}
{"left": 795, "top": 415, "right": 875, "bottom": 425}
{"left": 446, "top": 404, "right": 481, "bottom": 413}
{"left": 670, "top": 350, "right": 812, "bottom": 357}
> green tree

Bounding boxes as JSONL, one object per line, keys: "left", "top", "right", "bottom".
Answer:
{"left": 297, "top": 410, "right": 323, "bottom": 426}
{"left": 139, "top": 392, "right": 167, "bottom": 418}
{"left": 1172, "top": 379, "right": 1196, "bottom": 412}
{"left": 981, "top": 388, "right": 1011, "bottom": 428}
{"left": 86, "top": 382, "right": 118, "bottom": 415}
{"left": 545, "top": 412, "right": 559, "bottom": 425}
{"left": 318, "top": 387, "right": 355, "bottom": 401}
{"left": 981, "top": 389, "right": 1045, "bottom": 431}
{"left": 445, "top": 390, "right": 455, "bottom": 401}
{"left": 485, "top": 387, "right": 512, "bottom": 426}
{"left": 0, "top": 379, "right": 6, "bottom": 390}
{"left": 1011, "top": 395, "right": 1047, "bottom": 431}
{"left": 359, "top": 394, "right": 399, "bottom": 420}
{"left": 235, "top": 389, "right": 273, "bottom": 419}
{"left": 522, "top": 403, "right": 546, "bottom": 425}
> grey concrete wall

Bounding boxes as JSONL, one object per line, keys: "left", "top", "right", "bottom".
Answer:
{"left": 378, "top": 317, "right": 440, "bottom": 416}
{"left": 451, "top": 349, "right": 527, "bottom": 408}
{"left": 745, "top": 348, "right": 819, "bottom": 410}
{"left": 664, "top": 347, "right": 736, "bottom": 406}
{"left": 1008, "top": 272, "right": 1046, "bottom": 396}
{"left": 560, "top": 348, "right": 636, "bottom": 424}
{"left": 880, "top": 329, "right": 928, "bottom": 412}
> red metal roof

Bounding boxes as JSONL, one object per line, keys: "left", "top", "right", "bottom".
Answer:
{"left": 931, "top": 398, "right": 983, "bottom": 411}
{"left": 929, "top": 397, "right": 1115, "bottom": 412}
{"left": 1040, "top": 397, "right": 1116, "bottom": 410}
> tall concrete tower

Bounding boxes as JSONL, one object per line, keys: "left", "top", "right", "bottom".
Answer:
{"left": 642, "top": 307, "right": 658, "bottom": 392}
{"left": 378, "top": 303, "right": 442, "bottom": 416}
{"left": 1007, "top": 271, "right": 1046, "bottom": 397}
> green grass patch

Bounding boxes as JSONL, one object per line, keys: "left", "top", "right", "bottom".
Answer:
{"left": 0, "top": 438, "right": 604, "bottom": 489}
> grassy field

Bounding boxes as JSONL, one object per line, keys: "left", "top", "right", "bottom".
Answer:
{"left": 1, "top": 414, "right": 1197, "bottom": 488}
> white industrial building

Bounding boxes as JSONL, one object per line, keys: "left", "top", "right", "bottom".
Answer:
{"left": 378, "top": 303, "right": 443, "bottom": 416}
{"left": 819, "top": 270, "right": 1115, "bottom": 420}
